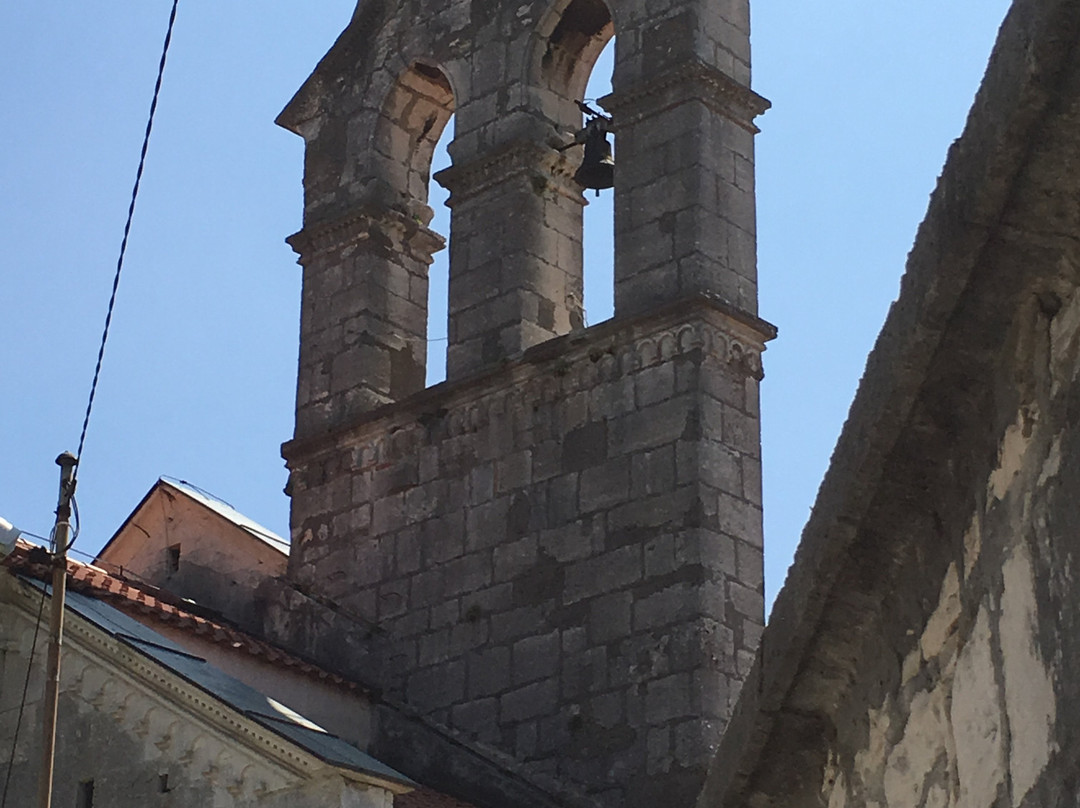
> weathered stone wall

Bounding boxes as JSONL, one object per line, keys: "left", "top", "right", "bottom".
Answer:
{"left": 276, "top": 0, "right": 773, "bottom": 804}
{"left": 810, "top": 287, "right": 1080, "bottom": 808}
{"left": 274, "top": 299, "right": 771, "bottom": 808}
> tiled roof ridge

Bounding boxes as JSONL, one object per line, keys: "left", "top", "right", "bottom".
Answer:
{"left": 3, "top": 541, "right": 365, "bottom": 695}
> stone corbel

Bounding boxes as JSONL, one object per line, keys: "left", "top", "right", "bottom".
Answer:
{"left": 601, "top": 61, "right": 771, "bottom": 133}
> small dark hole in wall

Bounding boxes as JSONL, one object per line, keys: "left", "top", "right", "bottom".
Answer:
{"left": 158, "top": 773, "right": 170, "bottom": 793}
{"left": 76, "top": 779, "right": 94, "bottom": 808}
{"left": 166, "top": 544, "right": 181, "bottom": 574}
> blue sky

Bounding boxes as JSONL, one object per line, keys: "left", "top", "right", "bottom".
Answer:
{"left": 1, "top": 1, "right": 1010, "bottom": 607}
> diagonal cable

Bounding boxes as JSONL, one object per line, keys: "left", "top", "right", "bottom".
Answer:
{"left": 74, "top": 0, "right": 181, "bottom": 482}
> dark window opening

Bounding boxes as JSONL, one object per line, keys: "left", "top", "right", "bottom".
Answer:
{"left": 76, "top": 779, "right": 94, "bottom": 808}
{"left": 166, "top": 544, "right": 180, "bottom": 574}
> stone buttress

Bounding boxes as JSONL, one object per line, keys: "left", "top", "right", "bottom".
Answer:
{"left": 269, "top": 0, "right": 773, "bottom": 806}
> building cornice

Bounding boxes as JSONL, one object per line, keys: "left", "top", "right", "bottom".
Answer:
{"left": 602, "top": 61, "right": 771, "bottom": 134}
{"left": 284, "top": 295, "right": 776, "bottom": 466}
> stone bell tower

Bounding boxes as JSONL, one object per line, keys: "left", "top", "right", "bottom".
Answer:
{"left": 270, "top": 0, "right": 772, "bottom": 806}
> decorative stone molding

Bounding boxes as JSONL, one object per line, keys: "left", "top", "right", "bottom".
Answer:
{"left": 286, "top": 206, "right": 445, "bottom": 266}
{"left": 601, "top": 60, "right": 771, "bottom": 134}
{"left": 284, "top": 297, "right": 775, "bottom": 468}
{"left": 433, "top": 139, "right": 584, "bottom": 207}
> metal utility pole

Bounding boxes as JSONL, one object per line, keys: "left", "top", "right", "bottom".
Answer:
{"left": 37, "top": 452, "right": 77, "bottom": 808}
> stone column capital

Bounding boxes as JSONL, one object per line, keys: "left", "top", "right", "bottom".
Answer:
{"left": 602, "top": 60, "right": 771, "bottom": 133}
{"left": 287, "top": 205, "right": 446, "bottom": 266}
{"left": 433, "top": 140, "right": 585, "bottom": 208}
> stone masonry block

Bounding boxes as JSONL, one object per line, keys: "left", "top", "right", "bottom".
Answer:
{"left": 631, "top": 446, "right": 676, "bottom": 498}
{"left": 634, "top": 584, "right": 695, "bottom": 632}
{"left": 562, "top": 422, "right": 608, "bottom": 473}
{"left": 614, "top": 397, "right": 694, "bottom": 455}
{"left": 728, "top": 579, "right": 763, "bottom": 621}
{"left": 469, "top": 462, "right": 495, "bottom": 505}
{"left": 491, "top": 605, "right": 545, "bottom": 643}
{"left": 565, "top": 546, "right": 641, "bottom": 603}
{"left": 735, "top": 540, "right": 763, "bottom": 590}
{"left": 450, "top": 620, "right": 490, "bottom": 656}
{"left": 562, "top": 645, "right": 607, "bottom": 699}
{"left": 407, "top": 660, "right": 465, "bottom": 711}
{"left": 580, "top": 457, "right": 631, "bottom": 513}
{"left": 467, "top": 645, "right": 511, "bottom": 699}
{"left": 443, "top": 552, "right": 493, "bottom": 597}
{"left": 419, "top": 629, "right": 451, "bottom": 666}
{"left": 500, "top": 679, "right": 558, "bottom": 724}
{"left": 717, "top": 491, "right": 763, "bottom": 547}
{"left": 539, "top": 521, "right": 597, "bottom": 563}
{"left": 644, "top": 535, "right": 677, "bottom": 577}
{"left": 452, "top": 698, "right": 499, "bottom": 741}
{"left": 494, "top": 535, "right": 538, "bottom": 580}
{"left": 545, "top": 474, "right": 580, "bottom": 526}
{"left": 589, "top": 592, "right": 633, "bottom": 644}
{"left": 635, "top": 362, "right": 676, "bottom": 407}
{"left": 512, "top": 631, "right": 560, "bottom": 685}
{"left": 645, "top": 673, "right": 693, "bottom": 725}
{"left": 691, "top": 669, "right": 732, "bottom": 719}
{"left": 496, "top": 449, "right": 532, "bottom": 493}
{"left": 723, "top": 406, "right": 760, "bottom": 457}
{"left": 423, "top": 513, "right": 466, "bottom": 563}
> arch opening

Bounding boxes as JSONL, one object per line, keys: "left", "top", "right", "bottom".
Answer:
{"left": 536, "top": 1, "right": 616, "bottom": 327}
{"left": 581, "top": 38, "right": 614, "bottom": 325}
{"left": 371, "top": 62, "right": 456, "bottom": 391}
{"left": 426, "top": 114, "right": 453, "bottom": 386}
{"left": 372, "top": 61, "right": 455, "bottom": 212}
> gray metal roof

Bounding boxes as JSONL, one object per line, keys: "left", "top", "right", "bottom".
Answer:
{"left": 160, "top": 477, "right": 291, "bottom": 554}
{"left": 29, "top": 578, "right": 410, "bottom": 787}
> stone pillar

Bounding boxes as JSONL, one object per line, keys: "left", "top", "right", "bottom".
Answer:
{"left": 435, "top": 140, "right": 586, "bottom": 381}
{"left": 604, "top": 0, "right": 769, "bottom": 317}
{"left": 288, "top": 206, "right": 444, "bottom": 438}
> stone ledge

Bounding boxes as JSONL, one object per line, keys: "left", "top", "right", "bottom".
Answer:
{"left": 287, "top": 205, "right": 446, "bottom": 265}
{"left": 601, "top": 61, "right": 771, "bottom": 134}
{"left": 284, "top": 294, "right": 776, "bottom": 465}
{"left": 434, "top": 139, "right": 584, "bottom": 207}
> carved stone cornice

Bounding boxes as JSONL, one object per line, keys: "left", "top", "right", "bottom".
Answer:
{"left": 287, "top": 205, "right": 446, "bottom": 266}
{"left": 283, "top": 295, "right": 777, "bottom": 466}
{"left": 601, "top": 61, "right": 771, "bottom": 134}
{"left": 433, "top": 140, "right": 585, "bottom": 207}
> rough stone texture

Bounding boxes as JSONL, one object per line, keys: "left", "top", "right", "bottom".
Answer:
{"left": 697, "top": 1, "right": 1080, "bottom": 806}
{"left": 273, "top": 300, "right": 772, "bottom": 808}
{"left": 272, "top": 0, "right": 773, "bottom": 806}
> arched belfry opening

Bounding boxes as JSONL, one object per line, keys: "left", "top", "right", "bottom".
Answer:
{"left": 538, "top": 0, "right": 614, "bottom": 120}
{"left": 373, "top": 62, "right": 455, "bottom": 211}
{"left": 370, "top": 62, "right": 457, "bottom": 387}
{"left": 532, "top": 0, "right": 617, "bottom": 327}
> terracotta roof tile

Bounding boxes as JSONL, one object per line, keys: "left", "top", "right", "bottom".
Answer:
{"left": 2, "top": 541, "right": 365, "bottom": 694}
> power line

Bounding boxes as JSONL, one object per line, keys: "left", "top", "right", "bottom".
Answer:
{"left": 0, "top": 5, "right": 183, "bottom": 804}
{"left": 72, "top": 0, "right": 181, "bottom": 518}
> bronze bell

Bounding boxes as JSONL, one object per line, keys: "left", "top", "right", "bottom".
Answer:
{"left": 573, "top": 119, "right": 614, "bottom": 194}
